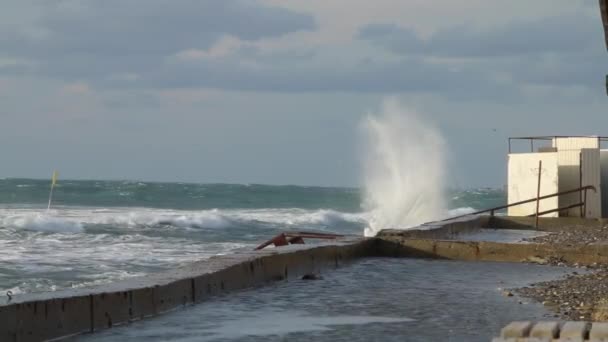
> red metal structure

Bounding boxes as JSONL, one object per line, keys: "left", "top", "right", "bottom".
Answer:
{"left": 254, "top": 231, "right": 344, "bottom": 250}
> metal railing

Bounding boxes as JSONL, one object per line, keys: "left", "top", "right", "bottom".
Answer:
{"left": 446, "top": 185, "right": 597, "bottom": 225}
{"left": 508, "top": 136, "right": 608, "bottom": 153}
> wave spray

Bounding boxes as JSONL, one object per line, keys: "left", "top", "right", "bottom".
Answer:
{"left": 361, "top": 99, "right": 447, "bottom": 237}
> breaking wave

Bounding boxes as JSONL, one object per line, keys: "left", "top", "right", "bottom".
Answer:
{"left": 0, "top": 213, "right": 84, "bottom": 233}
{"left": 361, "top": 99, "right": 447, "bottom": 237}
{"left": 0, "top": 207, "right": 478, "bottom": 234}
{"left": 0, "top": 208, "right": 368, "bottom": 233}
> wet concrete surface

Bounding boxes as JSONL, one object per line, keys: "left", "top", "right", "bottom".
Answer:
{"left": 453, "top": 228, "right": 549, "bottom": 243}
{"left": 80, "top": 258, "right": 574, "bottom": 342}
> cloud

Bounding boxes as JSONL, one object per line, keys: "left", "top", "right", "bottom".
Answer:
{"left": 357, "top": 11, "right": 608, "bottom": 91}
{"left": 358, "top": 13, "right": 599, "bottom": 58}
{"left": 9, "top": 0, "right": 315, "bottom": 55}
{"left": 61, "top": 81, "right": 90, "bottom": 95}
{"left": 0, "top": 0, "right": 605, "bottom": 99}
{"left": 0, "top": 0, "right": 315, "bottom": 82}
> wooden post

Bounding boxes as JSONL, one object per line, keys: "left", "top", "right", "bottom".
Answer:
{"left": 535, "top": 160, "right": 542, "bottom": 228}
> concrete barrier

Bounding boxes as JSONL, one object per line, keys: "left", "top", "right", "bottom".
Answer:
{"left": 492, "top": 321, "right": 608, "bottom": 341}
{"left": 0, "top": 237, "right": 373, "bottom": 342}
{"left": 489, "top": 216, "right": 608, "bottom": 232}
{"left": 377, "top": 215, "right": 490, "bottom": 240}
{"left": 5, "top": 214, "right": 608, "bottom": 341}
{"left": 377, "top": 215, "right": 608, "bottom": 265}
{"left": 377, "top": 233, "right": 608, "bottom": 265}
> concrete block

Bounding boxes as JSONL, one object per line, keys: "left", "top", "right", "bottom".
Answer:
{"left": 193, "top": 273, "right": 217, "bottom": 302}
{"left": 0, "top": 304, "right": 17, "bottom": 342}
{"left": 501, "top": 321, "right": 533, "bottom": 338}
{"left": 130, "top": 287, "right": 156, "bottom": 320}
{"left": 156, "top": 279, "right": 193, "bottom": 313}
{"left": 560, "top": 321, "right": 589, "bottom": 340}
{"left": 492, "top": 338, "right": 549, "bottom": 342}
{"left": 92, "top": 291, "right": 130, "bottom": 331}
{"left": 15, "top": 296, "right": 91, "bottom": 342}
{"left": 591, "top": 322, "right": 608, "bottom": 340}
{"left": 0, "top": 238, "right": 370, "bottom": 341}
{"left": 530, "top": 321, "right": 560, "bottom": 339}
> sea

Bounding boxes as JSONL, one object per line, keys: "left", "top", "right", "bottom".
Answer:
{"left": 0, "top": 178, "right": 505, "bottom": 295}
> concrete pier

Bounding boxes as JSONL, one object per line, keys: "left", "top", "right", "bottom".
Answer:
{"left": 0, "top": 236, "right": 373, "bottom": 342}
{"left": 5, "top": 214, "right": 608, "bottom": 341}
{"left": 377, "top": 216, "right": 608, "bottom": 266}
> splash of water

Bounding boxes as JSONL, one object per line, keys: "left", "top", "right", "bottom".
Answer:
{"left": 361, "top": 99, "right": 447, "bottom": 237}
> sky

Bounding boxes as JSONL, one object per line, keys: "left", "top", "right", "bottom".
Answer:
{"left": 1, "top": 0, "right": 607, "bottom": 188}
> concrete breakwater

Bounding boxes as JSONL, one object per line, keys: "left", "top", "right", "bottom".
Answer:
{"left": 4, "top": 214, "right": 608, "bottom": 341}
{"left": 0, "top": 237, "right": 374, "bottom": 342}
{"left": 377, "top": 216, "right": 608, "bottom": 265}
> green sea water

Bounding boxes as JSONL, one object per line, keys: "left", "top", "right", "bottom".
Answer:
{"left": 0, "top": 178, "right": 505, "bottom": 294}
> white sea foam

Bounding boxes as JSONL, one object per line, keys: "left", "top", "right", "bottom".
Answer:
{"left": 0, "top": 205, "right": 476, "bottom": 295}
{"left": 0, "top": 206, "right": 475, "bottom": 234}
{"left": 0, "top": 213, "right": 84, "bottom": 233}
{"left": 92, "top": 209, "right": 231, "bottom": 229}
{"left": 0, "top": 207, "right": 367, "bottom": 232}
{"left": 228, "top": 209, "right": 366, "bottom": 228}
{"left": 446, "top": 207, "right": 476, "bottom": 218}
{"left": 83, "top": 208, "right": 365, "bottom": 230}
{"left": 361, "top": 99, "right": 447, "bottom": 237}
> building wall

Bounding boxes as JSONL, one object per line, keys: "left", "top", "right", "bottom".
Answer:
{"left": 581, "top": 148, "right": 602, "bottom": 218}
{"left": 553, "top": 137, "right": 600, "bottom": 216}
{"left": 600, "top": 150, "right": 608, "bottom": 217}
{"left": 507, "top": 152, "right": 559, "bottom": 217}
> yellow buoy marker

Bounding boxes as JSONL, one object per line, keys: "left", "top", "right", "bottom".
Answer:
{"left": 47, "top": 171, "right": 58, "bottom": 211}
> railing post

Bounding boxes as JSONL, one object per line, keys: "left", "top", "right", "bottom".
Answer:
{"left": 530, "top": 139, "right": 534, "bottom": 152}
{"left": 535, "top": 160, "right": 542, "bottom": 228}
{"left": 580, "top": 152, "right": 583, "bottom": 217}
{"left": 583, "top": 188, "right": 588, "bottom": 218}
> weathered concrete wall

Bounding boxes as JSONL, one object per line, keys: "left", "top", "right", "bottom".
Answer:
{"left": 0, "top": 237, "right": 373, "bottom": 342}
{"left": 7, "top": 214, "right": 608, "bottom": 341}
{"left": 378, "top": 216, "right": 489, "bottom": 240}
{"left": 507, "top": 152, "right": 559, "bottom": 217}
{"left": 377, "top": 215, "right": 608, "bottom": 265}
{"left": 553, "top": 137, "right": 600, "bottom": 217}
{"left": 376, "top": 237, "right": 608, "bottom": 265}
{"left": 489, "top": 215, "right": 608, "bottom": 231}
{"left": 582, "top": 148, "right": 602, "bottom": 218}
{"left": 601, "top": 150, "right": 608, "bottom": 217}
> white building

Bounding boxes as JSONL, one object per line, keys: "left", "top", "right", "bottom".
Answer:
{"left": 507, "top": 136, "right": 608, "bottom": 218}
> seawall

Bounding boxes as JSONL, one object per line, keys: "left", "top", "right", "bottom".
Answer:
{"left": 5, "top": 214, "right": 608, "bottom": 341}
{"left": 0, "top": 236, "right": 374, "bottom": 342}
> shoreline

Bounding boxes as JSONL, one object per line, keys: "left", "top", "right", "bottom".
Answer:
{"left": 513, "top": 225, "right": 608, "bottom": 321}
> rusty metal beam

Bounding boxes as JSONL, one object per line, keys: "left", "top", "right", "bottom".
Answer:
{"left": 254, "top": 232, "right": 344, "bottom": 250}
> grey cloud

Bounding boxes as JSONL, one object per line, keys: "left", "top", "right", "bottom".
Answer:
{"left": 358, "top": 12, "right": 608, "bottom": 91}
{"left": 508, "top": 47, "right": 608, "bottom": 87}
{"left": 125, "top": 53, "right": 519, "bottom": 101}
{"left": 359, "top": 14, "right": 598, "bottom": 58}
{"left": 0, "top": 0, "right": 318, "bottom": 91}
{"left": 1, "top": 0, "right": 315, "bottom": 56}
{"left": 1, "top": 1, "right": 603, "bottom": 98}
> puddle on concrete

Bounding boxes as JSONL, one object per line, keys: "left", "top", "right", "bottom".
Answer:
{"left": 80, "top": 258, "right": 572, "bottom": 342}
{"left": 453, "top": 228, "right": 549, "bottom": 243}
